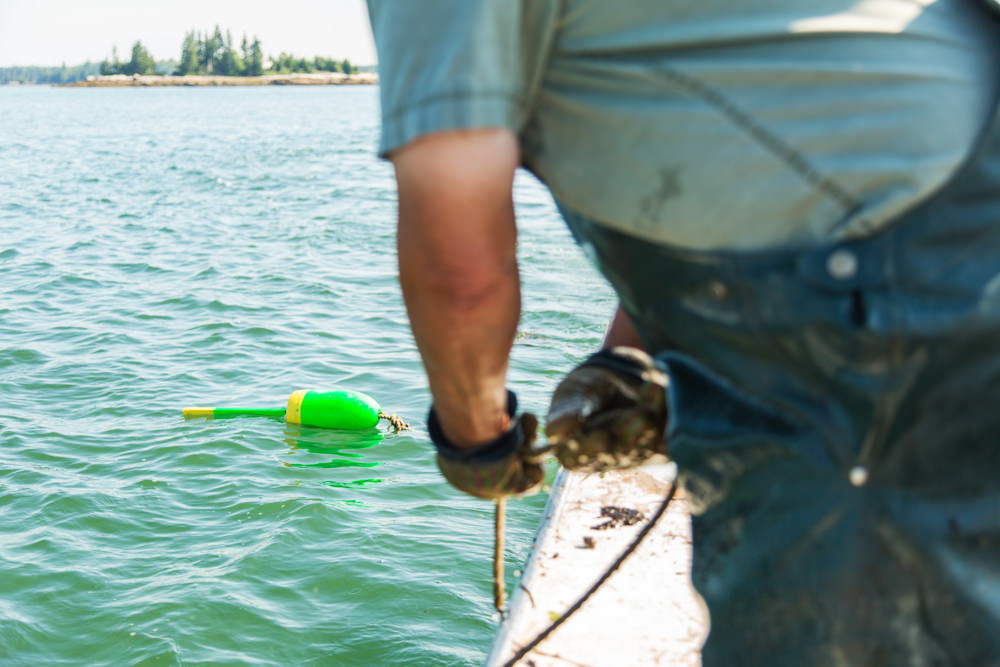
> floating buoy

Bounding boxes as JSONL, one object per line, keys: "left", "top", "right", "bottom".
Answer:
{"left": 285, "top": 389, "right": 380, "bottom": 429}
{"left": 182, "top": 389, "right": 409, "bottom": 431}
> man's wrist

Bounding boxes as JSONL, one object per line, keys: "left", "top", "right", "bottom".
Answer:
{"left": 427, "top": 385, "right": 513, "bottom": 447}
{"left": 428, "top": 390, "right": 518, "bottom": 462}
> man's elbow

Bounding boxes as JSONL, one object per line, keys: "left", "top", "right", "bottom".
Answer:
{"left": 401, "top": 253, "right": 519, "bottom": 316}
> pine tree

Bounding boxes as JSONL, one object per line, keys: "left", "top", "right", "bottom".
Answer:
{"left": 247, "top": 38, "right": 264, "bottom": 76}
{"left": 209, "top": 26, "right": 226, "bottom": 74}
{"left": 216, "top": 29, "right": 237, "bottom": 75}
{"left": 122, "top": 41, "right": 155, "bottom": 76}
{"left": 178, "top": 31, "right": 199, "bottom": 75}
{"left": 100, "top": 46, "right": 123, "bottom": 75}
{"left": 198, "top": 31, "right": 212, "bottom": 73}
{"left": 240, "top": 35, "right": 250, "bottom": 76}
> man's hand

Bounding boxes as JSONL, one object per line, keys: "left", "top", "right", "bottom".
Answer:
{"left": 430, "top": 391, "right": 545, "bottom": 499}
{"left": 546, "top": 347, "right": 669, "bottom": 472}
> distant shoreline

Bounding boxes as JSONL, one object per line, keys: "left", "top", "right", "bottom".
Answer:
{"left": 59, "top": 72, "right": 377, "bottom": 87}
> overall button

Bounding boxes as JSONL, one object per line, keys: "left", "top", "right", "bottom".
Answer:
{"left": 849, "top": 465, "right": 869, "bottom": 487}
{"left": 709, "top": 280, "right": 729, "bottom": 300}
{"left": 827, "top": 249, "right": 859, "bottom": 280}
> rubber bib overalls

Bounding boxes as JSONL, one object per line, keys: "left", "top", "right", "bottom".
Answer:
{"left": 557, "top": 39, "right": 1000, "bottom": 666}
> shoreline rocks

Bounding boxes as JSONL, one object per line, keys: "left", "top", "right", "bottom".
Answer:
{"left": 61, "top": 72, "right": 378, "bottom": 87}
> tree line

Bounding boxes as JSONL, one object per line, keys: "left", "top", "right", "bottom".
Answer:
{"left": 0, "top": 63, "right": 103, "bottom": 84}
{"left": 99, "top": 27, "right": 356, "bottom": 77}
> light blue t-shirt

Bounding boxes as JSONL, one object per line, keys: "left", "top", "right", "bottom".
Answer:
{"left": 367, "top": 0, "right": 998, "bottom": 251}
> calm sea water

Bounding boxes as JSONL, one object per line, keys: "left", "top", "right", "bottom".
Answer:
{"left": 0, "top": 85, "right": 616, "bottom": 665}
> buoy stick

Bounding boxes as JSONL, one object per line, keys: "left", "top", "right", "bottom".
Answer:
{"left": 182, "top": 407, "right": 287, "bottom": 419}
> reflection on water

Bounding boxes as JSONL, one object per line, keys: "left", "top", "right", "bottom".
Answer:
{"left": 320, "top": 478, "right": 382, "bottom": 488}
{"left": 282, "top": 424, "right": 385, "bottom": 475}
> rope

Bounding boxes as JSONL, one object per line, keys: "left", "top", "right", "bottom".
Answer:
{"left": 494, "top": 498, "right": 506, "bottom": 611}
{"left": 378, "top": 410, "right": 410, "bottom": 432}
{"left": 501, "top": 480, "right": 679, "bottom": 667}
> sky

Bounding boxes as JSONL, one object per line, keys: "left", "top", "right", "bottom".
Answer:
{"left": 0, "top": 0, "right": 376, "bottom": 68}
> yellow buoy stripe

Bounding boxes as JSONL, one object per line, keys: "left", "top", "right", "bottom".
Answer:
{"left": 285, "top": 389, "right": 310, "bottom": 424}
{"left": 182, "top": 407, "right": 216, "bottom": 418}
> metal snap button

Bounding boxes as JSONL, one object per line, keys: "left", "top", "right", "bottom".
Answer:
{"left": 849, "top": 465, "right": 868, "bottom": 487}
{"left": 709, "top": 280, "right": 729, "bottom": 300}
{"left": 827, "top": 249, "right": 858, "bottom": 280}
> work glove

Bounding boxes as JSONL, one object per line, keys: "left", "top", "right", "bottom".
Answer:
{"left": 546, "top": 347, "right": 669, "bottom": 472}
{"left": 428, "top": 391, "right": 545, "bottom": 500}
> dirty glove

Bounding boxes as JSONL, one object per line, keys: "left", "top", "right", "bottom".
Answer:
{"left": 428, "top": 391, "right": 545, "bottom": 500}
{"left": 546, "top": 347, "right": 669, "bottom": 472}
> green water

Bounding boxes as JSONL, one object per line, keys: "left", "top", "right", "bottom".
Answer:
{"left": 0, "top": 85, "right": 617, "bottom": 665}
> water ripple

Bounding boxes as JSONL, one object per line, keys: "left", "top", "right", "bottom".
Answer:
{"left": 0, "top": 84, "right": 615, "bottom": 666}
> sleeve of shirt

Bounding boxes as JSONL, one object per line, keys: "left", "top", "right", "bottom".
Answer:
{"left": 366, "top": 0, "right": 524, "bottom": 158}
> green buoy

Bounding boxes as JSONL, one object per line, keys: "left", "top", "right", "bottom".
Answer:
{"left": 182, "top": 389, "right": 409, "bottom": 431}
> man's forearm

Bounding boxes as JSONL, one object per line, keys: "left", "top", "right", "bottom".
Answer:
{"left": 392, "top": 128, "right": 521, "bottom": 447}
{"left": 398, "top": 218, "right": 519, "bottom": 447}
